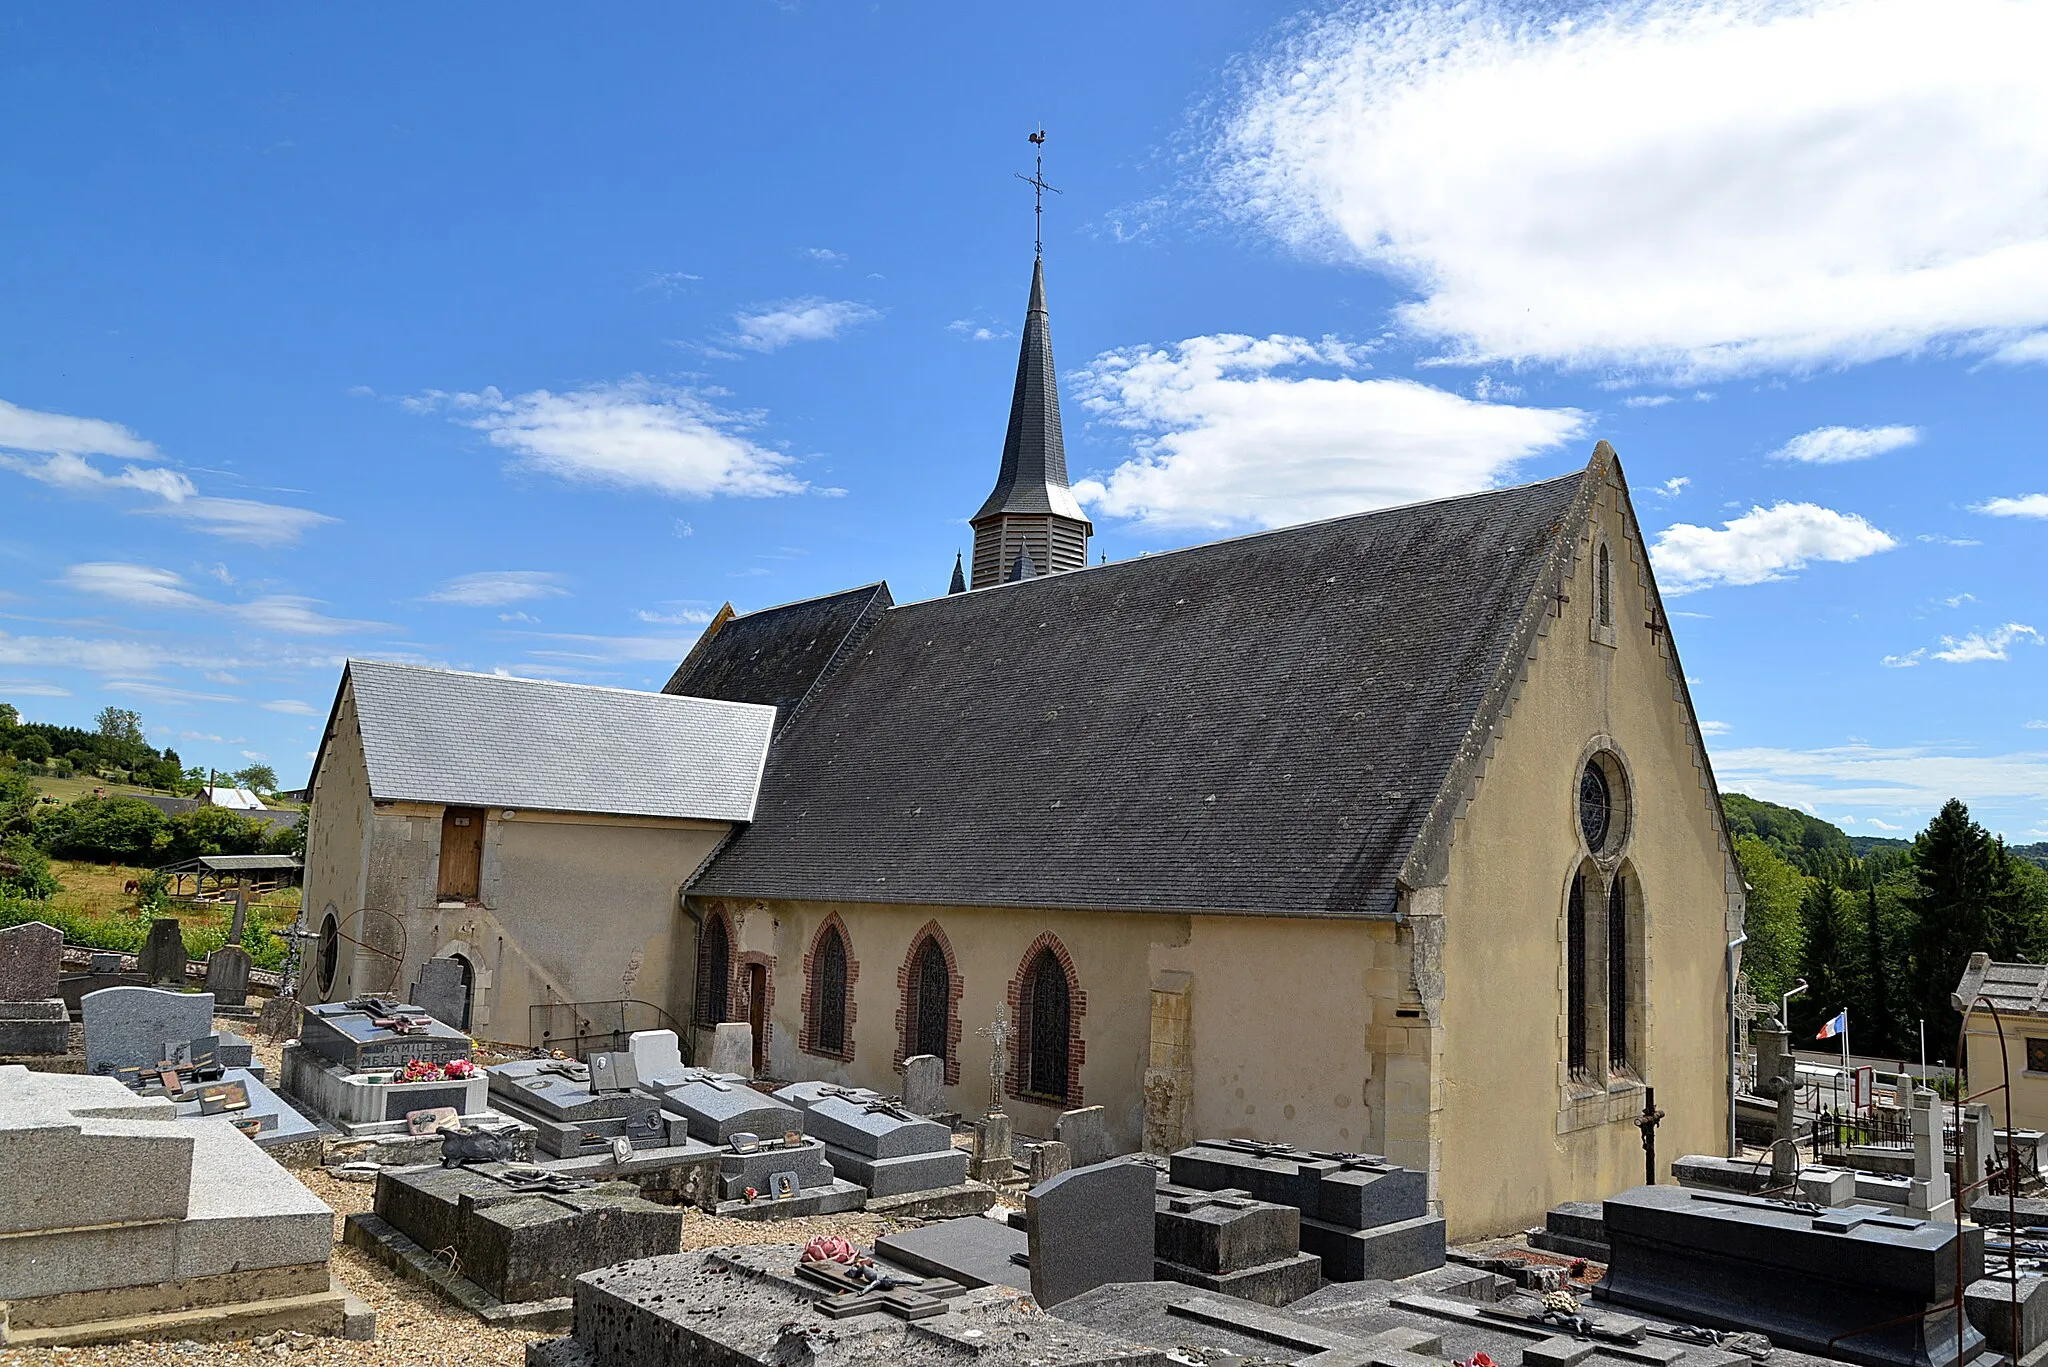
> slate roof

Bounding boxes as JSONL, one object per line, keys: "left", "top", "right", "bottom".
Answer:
{"left": 329, "top": 660, "right": 775, "bottom": 822}
{"left": 662, "top": 583, "right": 894, "bottom": 729}
{"left": 1954, "top": 953, "right": 2048, "bottom": 1018}
{"left": 971, "top": 258, "right": 1089, "bottom": 527}
{"left": 694, "top": 465, "right": 1594, "bottom": 916}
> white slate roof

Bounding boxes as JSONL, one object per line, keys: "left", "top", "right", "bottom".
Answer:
{"left": 340, "top": 659, "right": 775, "bottom": 822}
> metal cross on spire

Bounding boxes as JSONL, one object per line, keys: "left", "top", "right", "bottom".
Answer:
{"left": 1015, "top": 128, "right": 1062, "bottom": 259}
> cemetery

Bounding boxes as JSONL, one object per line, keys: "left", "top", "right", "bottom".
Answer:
{"left": 11, "top": 898, "right": 2048, "bottom": 1367}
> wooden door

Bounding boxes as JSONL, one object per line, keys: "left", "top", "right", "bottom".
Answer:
{"left": 437, "top": 807, "right": 485, "bottom": 901}
{"left": 747, "top": 963, "right": 767, "bottom": 1075}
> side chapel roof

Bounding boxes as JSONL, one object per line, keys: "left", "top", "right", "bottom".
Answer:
{"left": 694, "top": 458, "right": 1608, "bottom": 916}
{"left": 662, "top": 583, "right": 894, "bottom": 729}
{"left": 325, "top": 660, "right": 775, "bottom": 823}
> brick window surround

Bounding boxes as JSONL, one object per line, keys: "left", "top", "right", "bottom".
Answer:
{"left": 1006, "top": 931, "right": 1087, "bottom": 1108}
{"left": 800, "top": 913, "right": 859, "bottom": 1062}
{"left": 894, "top": 921, "right": 964, "bottom": 1086}
{"left": 695, "top": 907, "right": 735, "bottom": 1026}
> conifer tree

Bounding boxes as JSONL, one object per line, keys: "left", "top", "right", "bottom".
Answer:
{"left": 1905, "top": 799, "right": 1999, "bottom": 1062}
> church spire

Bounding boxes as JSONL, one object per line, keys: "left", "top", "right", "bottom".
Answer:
{"left": 948, "top": 551, "right": 967, "bottom": 595}
{"left": 969, "top": 131, "right": 1091, "bottom": 591}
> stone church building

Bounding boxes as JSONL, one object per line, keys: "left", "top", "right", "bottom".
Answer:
{"left": 301, "top": 255, "right": 1745, "bottom": 1238}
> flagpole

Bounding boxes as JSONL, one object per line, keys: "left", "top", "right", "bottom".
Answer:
{"left": 1842, "top": 1009, "right": 1851, "bottom": 1110}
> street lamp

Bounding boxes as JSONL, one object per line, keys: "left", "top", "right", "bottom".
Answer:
{"left": 1781, "top": 978, "right": 1807, "bottom": 1027}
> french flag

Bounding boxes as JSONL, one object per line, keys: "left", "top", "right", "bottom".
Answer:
{"left": 1817, "top": 1010, "right": 1848, "bottom": 1041}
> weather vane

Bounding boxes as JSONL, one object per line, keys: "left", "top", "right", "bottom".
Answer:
{"left": 1015, "top": 127, "right": 1061, "bottom": 259}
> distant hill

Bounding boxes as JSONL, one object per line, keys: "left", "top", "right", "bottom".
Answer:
{"left": 1723, "top": 794, "right": 2048, "bottom": 872}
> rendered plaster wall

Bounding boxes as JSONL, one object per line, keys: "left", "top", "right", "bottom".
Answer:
{"left": 1965, "top": 1027, "right": 2048, "bottom": 1132}
{"left": 1435, "top": 470, "right": 1738, "bottom": 1240}
{"left": 704, "top": 897, "right": 1404, "bottom": 1162}
{"left": 311, "top": 795, "right": 725, "bottom": 1048}
{"left": 301, "top": 683, "right": 372, "bottom": 1003}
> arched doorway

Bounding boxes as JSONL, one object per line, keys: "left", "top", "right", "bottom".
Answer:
{"left": 450, "top": 953, "right": 477, "bottom": 1032}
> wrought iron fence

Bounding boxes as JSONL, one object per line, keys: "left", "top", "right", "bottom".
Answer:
{"left": 527, "top": 998, "right": 681, "bottom": 1059}
{"left": 1809, "top": 1105, "right": 1914, "bottom": 1162}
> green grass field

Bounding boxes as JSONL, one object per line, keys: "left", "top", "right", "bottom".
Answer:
{"left": 28, "top": 774, "right": 306, "bottom": 812}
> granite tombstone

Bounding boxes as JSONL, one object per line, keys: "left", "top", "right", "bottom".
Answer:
{"left": 0, "top": 920, "right": 62, "bottom": 1001}
{"left": 82, "top": 985, "right": 215, "bottom": 1075}
{"left": 903, "top": 1053, "right": 946, "bottom": 1116}
{"left": 136, "top": 918, "right": 188, "bottom": 987}
{"left": 203, "top": 945, "right": 253, "bottom": 1008}
{"left": 1026, "top": 1159, "right": 1158, "bottom": 1308}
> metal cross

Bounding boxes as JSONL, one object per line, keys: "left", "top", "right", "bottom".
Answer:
{"left": 976, "top": 1008, "right": 1014, "bottom": 1114}
{"left": 1015, "top": 128, "right": 1061, "bottom": 259}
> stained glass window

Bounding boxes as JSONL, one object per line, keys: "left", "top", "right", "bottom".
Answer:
{"left": 814, "top": 926, "right": 847, "bottom": 1055}
{"left": 1568, "top": 872, "right": 1588, "bottom": 1077}
{"left": 697, "top": 916, "right": 730, "bottom": 1025}
{"left": 914, "top": 938, "right": 950, "bottom": 1061}
{"left": 1608, "top": 876, "right": 1629, "bottom": 1071}
{"left": 1580, "top": 762, "right": 1612, "bottom": 851}
{"left": 1024, "top": 948, "right": 1071, "bottom": 1101}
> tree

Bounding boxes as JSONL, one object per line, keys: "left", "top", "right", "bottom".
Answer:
{"left": 35, "top": 795, "right": 170, "bottom": 864}
{"left": 232, "top": 763, "right": 278, "bottom": 794}
{"left": 0, "top": 766, "right": 37, "bottom": 840}
{"left": 95, "top": 706, "right": 144, "bottom": 748}
{"left": 1857, "top": 864, "right": 1901, "bottom": 1059}
{"left": 1735, "top": 834, "right": 1807, "bottom": 1005}
{"left": 11, "top": 734, "right": 50, "bottom": 765}
{"left": 1795, "top": 876, "right": 1860, "bottom": 1042}
{"left": 0, "top": 702, "right": 18, "bottom": 731}
{"left": 1904, "top": 800, "right": 2002, "bottom": 1062}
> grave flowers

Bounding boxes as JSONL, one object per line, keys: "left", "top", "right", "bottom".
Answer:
{"left": 803, "top": 1236, "right": 858, "bottom": 1265}
{"left": 397, "top": 1058, "right": 445, "bottom": 1083}
{"left": 444, "top": 1058, "right": 477, "bottom": 1079}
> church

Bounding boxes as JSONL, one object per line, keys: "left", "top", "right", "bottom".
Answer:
{"left": 301, "top": 250, "right": 1746, "bottom": 1239}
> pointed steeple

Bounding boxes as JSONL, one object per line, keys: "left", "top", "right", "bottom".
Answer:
{"left": 1007, "top": 546, "right": 1037, "bottom": 582}
{"left": 948, "top": 551, "right": 967, "bottom": 595}
{"left": 969, "top": 257, "right": 1092, "bottom": 589}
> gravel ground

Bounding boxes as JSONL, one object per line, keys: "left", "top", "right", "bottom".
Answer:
{"left": 0, "top": 1017, "right": 921, "bottom": 1366}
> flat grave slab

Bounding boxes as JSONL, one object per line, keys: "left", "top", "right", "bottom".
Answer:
{"left": 653, "top": 1073, "right": 803, "bottom": 1145}
{"left": 170, "top": 1068, "right": 322, "bottom": 1150}
{"left": 523, "top": 1245, "right": 1168, "bottom": 1366}
{"left": 877, "top": 1216, "right": 1031, "bottom": 1292}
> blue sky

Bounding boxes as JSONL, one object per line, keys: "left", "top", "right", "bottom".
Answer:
{"left": 2, "top": 2, "right": 2044, "bottom": 838}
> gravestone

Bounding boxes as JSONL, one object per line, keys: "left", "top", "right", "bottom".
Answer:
{"left": 0, "top": 998, "right": 69, "bottom": 1055}
{"left": 588, "top": 1051, "right": 638, "bottom": 1093}
{"left": 778, "top": 1090, "right": 967, "bottom": 1196}
{"left": 90, "top": 950, "right": 123, "bottom": 975}
{"left": 137, "top": 918, "right": 188, "bottom": 987}
{"left": 972, "top": 1110, "right": 1014, "bottom": 1184}
{"left": 1026, "top": 1158, "right": 1158, "bottom": 1307}
{"left": 82, "top": 985, "right": 215, "bottom": 1075}
{"left": 260, "top": 994, "right": 301, "bottom": 1042}
{"left": 1031, "top": 1139, "right": 1072, "bottom": 1185}
{"left": 902, "top": 1053, "right": 946, "bottom": 1116}
{"left": 627, "top": 1028, "right": 687, "bottom": 1085}
{"left": 707, "top": 1021, "right": 753, "bottom": 1076}
{"left": 407, "top": 957, "right": 469, "bottom": 1030}
{"left": 1966, "top": 1273, "right": 2048, "bottom": 1358}
{"left": 204, "top": 945, "right": 253, "bottom": 1007}
{"left": 1055, "top": 1106, "right": 1114, "bottom": 1167}
{"left": 0, "top": 920, "right": 62, "bottom": 1000}
{"left": 1909, "top": 1089, "right": 1955, "bottom": 1222}
{"left": 299, "top": 999, "right": 472, "bottom": 1070}
{"left": 228, "top": 886, "right": 248, "bottom": 944}
{"left": 1153, "top": 1182, "right": 1321, "bottom": 1307}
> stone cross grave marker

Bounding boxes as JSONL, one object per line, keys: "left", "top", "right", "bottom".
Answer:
{"left": 0, "top": 921, "right": 62, "bottom": 1002}
{"left": 901, "top": 1053, "right": 945, "bottom": 1116}
{"left": 1025, "top": 1158, "right": 1158, "bottom": 1307}
{"left": 228, "top": 886, "right": 249, "bottom": 946}
{"left": 976, "top": 1008, "right": 1014, "bottom": 1116}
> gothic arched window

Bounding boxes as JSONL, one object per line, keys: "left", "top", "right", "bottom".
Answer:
{"left": 1608, "top": 873, "right": 1631, "bottom": 1072}
{"left": 1597, "top": 542, "right": 1613, "bottom": 628}
{"left": 1567, "top": 870, "right": 1589, "bottom": 1079}
{"left": 318, "top": 910, "right": 340, "bottom": 998}
{"left": 1020, "top": 947, "right": 1072, "bottom": 1102}
{"left": 813, "top": 924, "right": 849, "bottom": 1056}
{"left": 696, "top": 914, "right": 731, "bottom": 1026}
{"left": 913, "top": 937, "right": 950, "bottom": 1061}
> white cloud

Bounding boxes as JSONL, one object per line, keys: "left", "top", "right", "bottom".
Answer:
{"left": 1699, "top": 720, "right": 1731, "bottom": 736}
{"left": 2026, "top": 720, "right": 2048, "bottom": 730}
{"left": 0, "top": 679, "right": 71, "bottom": 698}
{"left": 1931, "top": 623, "right": 2043, "bottom": 664}
{"left": 0, "top": 398, "right": 332, "bottom": 545}
{"left": 420, "top": 381, "right": 809, "bottom": 500}
{"left": 108, "top": 680, "right": 240, "bottom": 705}
{"left": 1070, "top": 333, "right": 1585, "bottom": 531}
{"left": 1769, "top": 424, "right": 1919, "bottom": 464}
{"left": 1975, "top": 494, "right": 2048, "bottom": 519}
{"left": 635, "top": 608, "right": 715, "bottom": 625}
{"left": 801, "top": 247, "right": 847, "bottom": 264}
{"left": 949, "top": 318, "right": 1011, "bottom": 343}
{"left": 1882, "top": 650, "right": 1924, "bottom": 669}
{"left": 1650, "top": 502, "right": 1895, "bottom": 592}
{"left": 1865, "top": 817, "right": 1903, "bottom": 832}
{"left": 60, "top": 562, "right": 375, "bottom": 637}
{"left": 1942, "top": 593, "right": 1977, "bottom": 608}
{"left": 1471, "top": 374, "right": 1521, "bottom": 401}
{"left": 1213, "top": 0, "right": 2048, "bottom": 377}
{"left": 1624, "top": 395, "right": 1676, "bottom": 409}
{"left": 730, "top": 298, "right": 879, "bottom": 352}
{"left": 260, "top": 699, "right": 318, "bottom": 715}
{"left": 1654, "top": 476, "right": 1690, "bottom": 499}
{"left": 424, "top": 571, "right": 570, "bottom": 607}
{"left": 1992, "top": 333, "right": 2048, "bottom": 365}
{"left": 1716, "top": 742, "right": 2048, "bottom": 824}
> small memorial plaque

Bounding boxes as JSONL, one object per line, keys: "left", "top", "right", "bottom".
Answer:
{"left": 770, "top": 1170, "right": 801, "bottom": 1200}
{"left": 407, "top": 1106, "right": 461, "bottom": 1136}
{"left": 611, "top": 1135, "right": 634, "bottom": 1164}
